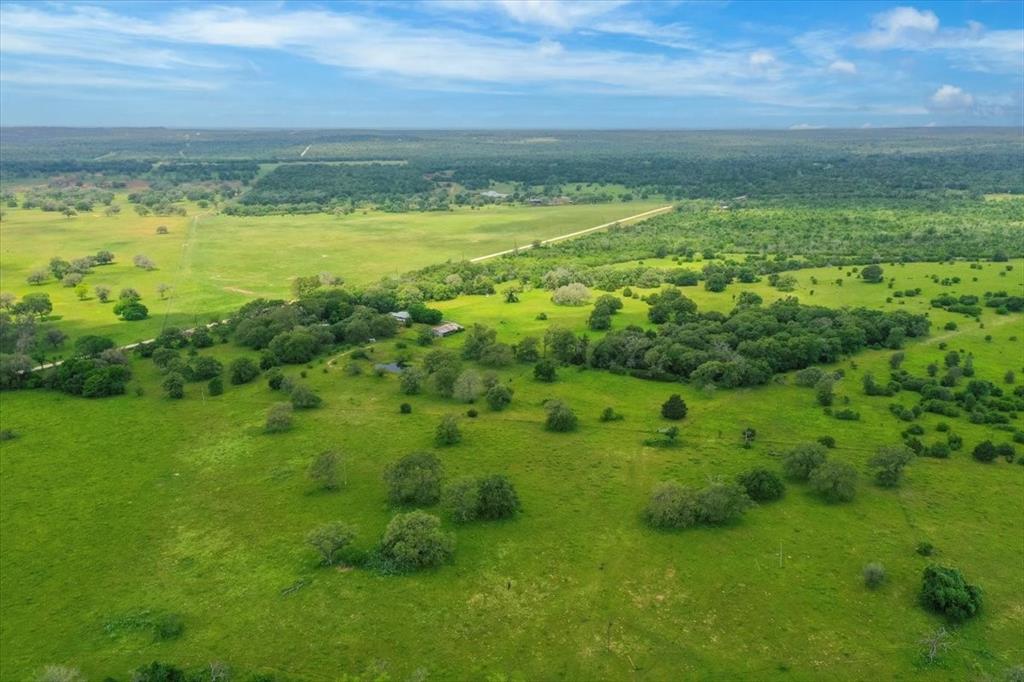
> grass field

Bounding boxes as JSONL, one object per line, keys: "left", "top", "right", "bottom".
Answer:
{"left": 0, "top": 200, "right": 663, "bottom": 347}
{"left": 1, "top": 259, "right": 1021, "bottom": 680}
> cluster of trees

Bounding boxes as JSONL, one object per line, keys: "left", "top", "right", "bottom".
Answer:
{"left": 237, "top": 163, "right": 434, "bottom": 211}
{"left": 587, "top": 294, "right": 928, "bottom": 388}
{"left": 885, "top": 353, "right": 1024, "bottom": 430}
{"left": 644, "top": 479, "right": 753, "bottom": 529}
{"left": 39, "top": 335, "right": 131, "bottom": 397}
{"left": 25, "top": 251, "right": 115, "bottom": 289}
{"left": 781, "top": 443, "right": 860, "bottom": 502}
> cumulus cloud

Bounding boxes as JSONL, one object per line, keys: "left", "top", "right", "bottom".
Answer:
{"left": 827, "top": 60, "right": 857, "bottom": 75}
{"left": 749, "top": 49, "right": 776, "bottom": 67}
{"left": 860, "top": 6, "right": 939, "bottom": 49}
{"left": 929, "top": 84, "right": 974, "bottom": 109}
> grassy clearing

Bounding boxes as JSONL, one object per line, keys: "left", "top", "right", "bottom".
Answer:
{"left": 1, "top": 260, "right": 1021, "bottom": 680}
{"left": 0, "top": 200, "right": 662, "bottom": 346}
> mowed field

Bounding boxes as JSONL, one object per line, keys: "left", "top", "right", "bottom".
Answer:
{"left": 1, "top": 259, "right": 1021, "bottom": 680}
{"left": 0, "top": 199, "right": 665, "bottom": 346}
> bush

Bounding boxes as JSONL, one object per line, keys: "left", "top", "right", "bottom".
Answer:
{"left": 782, "top": 443, "right": 828, "bottom": 481}
{"left": 399, "top": 367, "right": 424, "bottom": 395}
{"left": 736, "top": 468, "right": 785, "bottom": 502}
{"left": 817, "top": 435, "right": 836, "bottom": 448}
{"left": 551, "top": 283, "right": 592, "bottom": 306}
{"left": 162, "top": 372, "right": 185, "bottom": 399}
{"left": 868, "top": 445, "right": 913, "bottom": 488}
{"left": 377, "top": 510, "right": 454, "bottom": 572}
{"left": 443, "top": 477, "right": 482, "bottom": 523}
{"left": 229, "top": 357, "right": 260, "bottom": 384}
{"left": 207, "top": 376, "right": 223, "bottom": 396}
{"left": 534, "top": 359, "right": 557, "bottom": 382}
{"left": 545, "top": 400, "right": 578, "bottom": 432}
{"left": 265, "top": 402, "right": 293, "bottom": 433}
{"left": 809, "top": 460, "right": 858, "bottom": 503}
{"left": 599, "top": 406, "right": 623, "bottom": 422}
{"left": 863, "top": 562, "right": 886, "bottom": 589}
{"left": 695, "top": 481, "right": 752, "bottom": 525}
{"left": 972, "top": 440, "right": 997, "bottom": 462}
{"left": 400, "top": 402, "right": 412, "bottom": 414}
{"left": 308, "top": 450, "right": 340, "bottom": 490}
{"left": 129, "top": 662, "right": 185, "bottom": 682}
{"left": 921, "top": 565, "right": 982, "bottom": 622}
{"left": 153, "top": 612, "right": 184, "bottom": 641}
{"left": 660, "top": 394, "right": 688, "bottom": 420}
{"left": 385, "top": 452, "right": 442, "bottom": 506}
{"left": 995, "top": 442, "right": 1017, "bottom": 462}
{"left": 435, "top": 414, "right": 461, "bottom": 446}
{"left": 485, "top": 383, "right": 513, "bottom": 411}
{"left": 476, "top": 474, "right": 521, "bottom": 520}
{"left": 644, "top": 481, "right": 698, "bottom": 529}
{"left": 307, "top": 521, "right": 356, "bottom": 566}
{"left": 290, "top": 384, "right": 323, "bottom": 409}
{"left": 916, "top": 541, "right": 935, "bottom": 556}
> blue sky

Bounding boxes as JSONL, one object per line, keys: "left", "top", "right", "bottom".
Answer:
{"left": 0, "top": 1, "right": 1021, "bottom": 128}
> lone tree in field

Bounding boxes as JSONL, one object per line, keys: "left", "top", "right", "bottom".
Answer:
{"left": 265, "top": 402, "right": 293, "bottom": 433}
{"left": 156, "top": 225, "right": 169, "bottom": 235}
{"left": 132, "top": 254, "right": 157, "bottom": 271}
{"left": 545, "top": 400, "right": 578, "bottom": 432}
{"left": 920, "top": 565, "right": 982, "bottom": 622}
{"left": 377, "top": 510, "right": 454, "bottom": 572}
{"left": 868, "top": 445, "right": 913, "bottom": 488}
{"left": 972, "top": 440, "right": 997, "bottom": 463}
{"left": 533, "top": 359, "right": 557, "bottom": 382}
{"left": 736, "top": 468, "right": 784, "bottom": 502}
{"left": 94, "top": 285, "right": 112, "bottom": 302}
{"left": 485, "top": 383, "right": 513, "bottom": 411}
{"left": 435, "top": 414, "right": 462, "bottom": 446}
{"left": 782, "top": 443, "right": 828, "bottom": 480}
{"left": 306, "top": 521, "right": 356, "bottom": 566}
{"left": 156, "top": 283, "right": 172, "bottom": 300}
{"left": 860, "top": 264, "right": 884, "bottom": 283}
{"left": 863, "top": 562, "right": 886, "bottom": 589}
{"left": 661, "top": 394, "right": 688, "bottom": 420}
{"left": 385, "top": 452, "right": 443, "bottom": 506}
{"left": 309, "top": 451, "right": 341, "bottom": 490}
{"left": 809, "top": 460, "right": 858, "bottom": 502}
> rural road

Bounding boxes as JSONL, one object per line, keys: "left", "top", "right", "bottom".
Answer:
{"left": 469, "top": 204, "right": 674, "bottom": 263}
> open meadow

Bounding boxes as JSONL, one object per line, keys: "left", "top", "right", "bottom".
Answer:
{"left": 1, "top": 256, "right": 1021, "bottom": 680}
{"left": 0, "top": 200, "right": 663, "bottom": 347}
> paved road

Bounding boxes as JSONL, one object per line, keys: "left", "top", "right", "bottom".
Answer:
{"left": 469, "top": 204, "right": 674, "bottom": 263}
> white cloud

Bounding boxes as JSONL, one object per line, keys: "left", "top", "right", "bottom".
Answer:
{"left": 789, "top": 123, "right": 825, "bottom": 130}
{"left": 492, "top": 0, "right": 628, "bottom": 30}
{"left": 749, "top": 49, "right": 776, "bottom": 67}
{"left": 860, "top": 6, "right": 939, "bottom": 49}
{"left": 827, "top": 60, "right": 857, "bottom": 75}
{"left": 929, "top": 84, "right": 974, "bottom": 109}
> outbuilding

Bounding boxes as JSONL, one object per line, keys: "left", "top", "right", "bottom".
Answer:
{"left": 431, "top": 322, "right": 465, "bottom": 337}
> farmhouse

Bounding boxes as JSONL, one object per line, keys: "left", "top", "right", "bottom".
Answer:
{"left": 431, "top": 321, "right": 465, "bottom": 337}
{"left": 389, "top": 310, "right": 412, "bottom": 325}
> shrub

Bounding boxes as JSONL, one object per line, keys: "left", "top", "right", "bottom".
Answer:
{"left": 263, "top": 401, "right": 294, "bottom": 432}
{"left": 660, "top": 394, "right": 688, "bottom": 420}
{"left": 644, "top": 481, "right": 698, "bottom": 529}
{"left": 207, "top": 376, "right": 223, "bottom": 396}
{"left": 551, "top": 283, "right": 592, "bottom": 306}
{"left": 736, "top": 468, "right": 785, "bottom": 502}
{"left": 377, "top": 510, "right": 454, "bottom": 572}
{"left": 453, "top": 369, "right": 484, "bottom": 403}
{"left": 920, "top": 565, "right": 982, "bottom": 621}
{"left": 534, "top": 359, "right": 557, "bottom": 382}
{"left": 782, "top": 443, "right": 828, "bottom": 481}
{"left": 399, "top": 367, "right": 424, "bottom": 395}
{"left": 162, "top": 372, "right": 185, "bottom": 399}
{"left": 916, "top": 541, "right": 935, "bottom": 556}
{"left": 290, "top": 384, "right": 323, "bottom": 409}
{"left": 809, "top": 460, "right": 858, "bottom": 503}
{"left": 435, "top": 414, "right": 461, "bottom": 446}
{"left": 599, "top": 406, "right": 623, "bottom": 422}
{"left": 817, "top": 435, "right": 836, "bottom": 448}
{"left": 229, "top": 357, "right": 260, "bottom": 384}
{"left": 444, "top": 477, "right": 482, "bottom": 523}
{"left": 485, "top": 383, "right": 513, "bottom": 411}
{"left": 863, "top": 562, "right": 886, "bottom": 589}
{"left": 544, "top": 400, "right": 578, "bottom": 432}
{"left": 307, "top": 521, "right": 356, "bottom": 566}
{"left": 695, "top": 481, "right": 752, "bottom": 525}
{"left": 476, "top": 474, "right": 521, "bottom": 520}
{"left": 995, "top": 442, "right": 1017, "bottom": 462}
{"left": 129, "top": 662, "right": 185, "bottom": 682}
{"left": 385, "top": 452, "right": 442, "bottom": 506}
{"left": 309, "top": 450, "right": 340, "bottom": 490}
{"left": 972, "top": 440, "right": 997, "bottom": 463}
{"left": 153, "top": 612, "right": 184, "bottom": 641}
{"left": 868, "top": 445, "right": 913, "bottom": 488}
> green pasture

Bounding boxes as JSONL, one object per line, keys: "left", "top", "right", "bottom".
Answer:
{"left": 0, "top": 200, "right": 664, "bottom": 346}
{"left": 1, "top": 260, "right": 1021, "bottom": 680}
